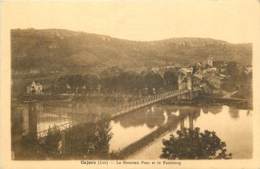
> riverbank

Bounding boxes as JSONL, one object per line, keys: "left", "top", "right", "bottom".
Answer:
{"left": 162, "top": 95, "right": 252, "bottom": 110}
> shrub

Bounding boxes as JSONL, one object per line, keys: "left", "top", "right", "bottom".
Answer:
{"left": 160, "top": 127, "right": 232, "bottom": 159}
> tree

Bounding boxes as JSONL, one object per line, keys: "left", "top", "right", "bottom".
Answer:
{"left": 82, "top": 74, "right": 100, "bottom": 92}
{"left": 225, "top": 62, "right": 240, "bottom": 80}
{"left": 67, "top": 74, "right": 84, "bottom": 91}
{"left": 163, "top": 69, "right": 178, "bottom": 90}
{"left": 144, "top": 71, "right": 164, "bottom": 94}
{"left": 43, "top": 126, "right": 62, "bottom": 156}
{"left": 64, "top": 114, "right": 112, "bottom": 157}
{"left": 160, "top": 127, "right": 232, "bottom": 159}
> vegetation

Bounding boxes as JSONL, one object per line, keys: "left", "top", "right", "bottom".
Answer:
{"left": 221, "top": 62, "right": 252, "bottom": 99}
{"left": 54, "top": 68, "right": 174, "bottom": 94}
{"left": 160, "top": 127, "right": 232, "bottom": 159}
{"left": 43, "top": 126, "right": 62, "bottom": 156}
{"left": 15, "top": 133, "right": 47, "bottom": 159}
{"left": 13, "top": 66, "right": 179, "bottom": 97}
{"left": 63, "top": 118, "right": 112, "bottom": 158}
{"left": 17, "top": 114, "right": 113, "bottom": 159}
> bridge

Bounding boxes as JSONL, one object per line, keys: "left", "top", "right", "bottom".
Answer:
{"left": 111, "top": 89, "right": 201, "bottom": 118}
{"left": 23, "top": 92, "right": 143, "bottom": 101}
{"left": 37, "top": 88, "right": 202, "bottom": 138}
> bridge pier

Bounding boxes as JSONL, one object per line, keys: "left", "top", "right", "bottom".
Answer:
{"left": 188, "top": 113, "right": 194, "bottom": 129}
{"left": 180, "top": 113, "right": 194, "bottom": 131}
{"left": 180, "top": 118, "right": 185, "bottom": 130}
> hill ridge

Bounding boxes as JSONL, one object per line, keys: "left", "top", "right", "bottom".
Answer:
{"left": 11, "top": 28, "right": 252, "bottom": 74}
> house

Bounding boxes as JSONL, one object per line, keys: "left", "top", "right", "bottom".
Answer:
{"left": 192, "top": 73, "right": 203, "bottom": 89}
{"left": 202, "top": 70, "right": 226, "bottom": 91}
{"left": 178, "top": 68, "right": 193, "bottom": 90}
{"left": 199, "top": 81, "right": 213, "bottom": 94}
{"left": 245, "top": 65, "right": 252, "bottom": 74}
{"left": 66, "top": 84, "right": 71, "bottom": 89}
{"left": 207, "top": 56, "right": 214, "bottom": 67}
{"left": 26, "top": 81, "right": 43, "bottom": 95}
{"left": 65, "top": 84, "right": 72, "bottom": 93}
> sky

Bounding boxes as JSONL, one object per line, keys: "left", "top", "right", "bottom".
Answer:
{"left": 2, "top": 0, "right": 260, "bottom": 43}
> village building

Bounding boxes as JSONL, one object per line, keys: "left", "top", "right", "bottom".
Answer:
{"left": 192, "top": 73, "right": 203, "bottom": 89}
{"left": 245, "top": 65, "right": 252, "bottom": 74}
{"left": 207, "top": 56, "right": 214, "bottom": 67}
{"left": 177, "top": 62, "right": 227, "bottom": 95}
{"left": 205, "top": 75, "right": 223, "bottom": 90}
{"left": 64, "top": 84, "right": 72, "bottom": 93}
{"left": 26, "top": 81, "right": 43, "bottom": 95}
{"left": 178, "top": 68, "right": 193, "bottom": 91}
{"left": 202, "top": 69, "right": 226, "bottom": 93}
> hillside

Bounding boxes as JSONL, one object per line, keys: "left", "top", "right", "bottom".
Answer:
{"left": 11, "top": 28, "right": 252, "bottom": 74}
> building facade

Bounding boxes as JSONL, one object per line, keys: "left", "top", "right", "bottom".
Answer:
{"left": 26, "top": 81, "right": 43, "bottom": 95}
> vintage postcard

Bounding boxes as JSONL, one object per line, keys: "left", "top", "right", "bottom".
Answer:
{"left": 0, "top": 0, "right": 260, "bottom": 169}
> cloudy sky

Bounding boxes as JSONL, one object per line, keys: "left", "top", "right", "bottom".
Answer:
{"left": 2, "top": 0, "right": 260, "bottom": 43}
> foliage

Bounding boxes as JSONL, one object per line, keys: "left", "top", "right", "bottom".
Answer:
{"left": 17, "top": 112, "right": 111, "bottom": 159}
{"left": 64, "top": 115, "right": 112, "bottom": 157}
{"left": 160, "top": 127, "right": 232, "bottom": 159}
{"left": 163, "top": 69, "right": 178, "bottom": 90}
{"left": 20, "top": 133, "right": 38, "bottom": 148}
{"left": 18, "top": 133, "right": 48, "bottom": 159}
{"left": 222, "top": 62, "right": 252, "bottom": 98}
{"left": 43, "top": 126, "right": 62, "bottom": 155}
{"left": 45, "top": 68, "right": 170, "bottom": 95}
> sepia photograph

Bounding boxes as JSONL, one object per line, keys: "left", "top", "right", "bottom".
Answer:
{"left": 1, "top": 0, "right": 260, "bottom": 168}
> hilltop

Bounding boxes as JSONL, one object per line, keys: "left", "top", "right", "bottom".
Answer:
{"left": 11, "top": 28, "right": 252, "bottom": 74}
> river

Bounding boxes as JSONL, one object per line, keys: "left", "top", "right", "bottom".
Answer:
{"left": 11, "top": 100, "right": 252, "bottom": 159}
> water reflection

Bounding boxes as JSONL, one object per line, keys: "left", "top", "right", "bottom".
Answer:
{"left": 229, "top": 107, "right": 239, "bottom": 119}
{"left": 128, "top": 105, "right": 252, "bottom": 159}
{"left": 113, "top": 106, "right": 167, "bottom": 128}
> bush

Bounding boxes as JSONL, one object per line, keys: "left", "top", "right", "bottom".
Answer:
{"left": 64, "top": 117, "right": 112, "bottom": 158}
{"left": 43, "top": 126, "right": 62, "bottom": 156}
{"left": 160, "top": 127, "right": 232, "bottom": 159}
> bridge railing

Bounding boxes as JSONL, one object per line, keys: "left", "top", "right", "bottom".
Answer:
{"left": 111, "top": 89, "right": 191, "bottom": 118}
{"left": 37, "top": 122, "right": 72, "bottom": 138}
